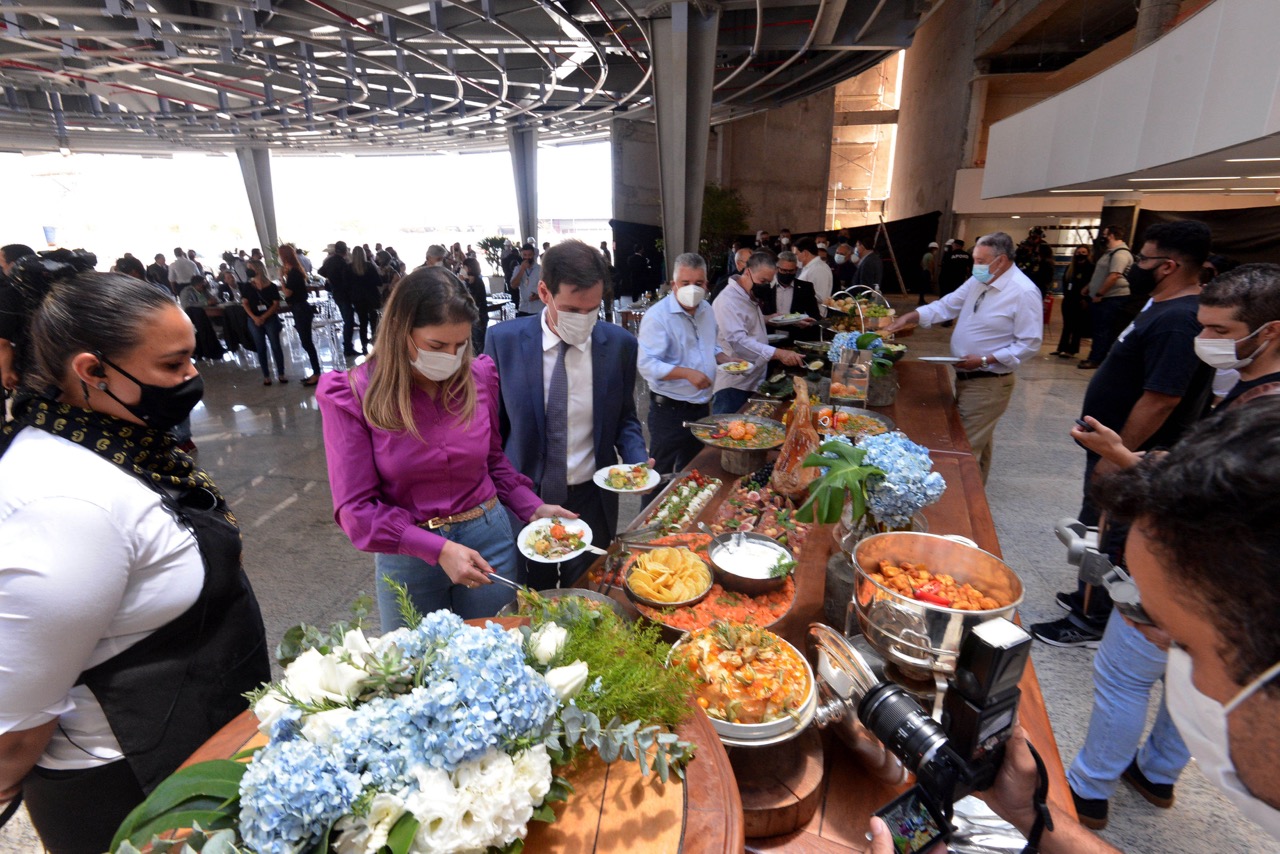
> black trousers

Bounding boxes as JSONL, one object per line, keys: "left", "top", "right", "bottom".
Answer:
{"left": 522, "top": 481, "right": 612, "bottom": 590}
{"left": 647, "top": 394, "right": 708, "bottom": 477}
{"left": 23, "top": 759, "right": 145, "bottom": 854}
{"left": 335, "top": 295, "right": 357, "bottom": 352}
{"left": 291, "top": 303, "right": 322, "bottom": 374}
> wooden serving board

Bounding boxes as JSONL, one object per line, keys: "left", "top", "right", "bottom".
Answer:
{"left": 181, "top": 617, "right": 743, "bottom": 854}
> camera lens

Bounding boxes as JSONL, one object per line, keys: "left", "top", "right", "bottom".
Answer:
{"left": 858, "top": 683, "right": 950, "bottom": 775}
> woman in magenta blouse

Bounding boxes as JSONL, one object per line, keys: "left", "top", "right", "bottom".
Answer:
{"left": 317, "top": 267, "right": 573, "bottom": 628}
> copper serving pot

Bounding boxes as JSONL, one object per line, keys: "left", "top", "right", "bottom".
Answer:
{"left": 852, "top": 532, "right": 1024, "bottom": 679}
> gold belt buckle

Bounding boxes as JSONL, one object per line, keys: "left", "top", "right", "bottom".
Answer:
{"left": 426, "top": 516, "right": 447, "bottom": 530}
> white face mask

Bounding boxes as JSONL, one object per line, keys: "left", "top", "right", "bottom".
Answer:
{"left": 1194, "top": 324, "right": 1272, "bottom": 370}
{"left": 549, "top": 302, "right": 597, "bottom": 346}
{"left": 1165, "top": 646, "right": 1280, "bottom": 837}
{"left": 834, "top": 254, "right": 847, "bottom": 265}
{"left": 780, "top": 237, "right": 790, "bottom": 246}
{"left": 816, "top": 242, "right": 828, "bottom": 250}
{"left": 675, "top": 284, "right": 706, "bottom": 309}
{"left": 413, "top": 346, "right": 464, "bottom": 382}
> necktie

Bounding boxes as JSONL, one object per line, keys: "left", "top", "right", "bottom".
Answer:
{"left": 542, "top": 340, "right": 570, "bottom": 505}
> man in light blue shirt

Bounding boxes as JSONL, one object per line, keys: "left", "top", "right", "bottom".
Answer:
{"left": 637, "top": 253, "right": 726, "bottom": 475}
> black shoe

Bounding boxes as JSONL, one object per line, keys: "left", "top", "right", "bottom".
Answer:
{"left": 1055, "top": 590, "right": 1084, "bottom": 613}
{"left": 1057, "top": 352, "right": 1075, "bottom": 359}
{"left": 343, "top": 349, "right": 360, "bottom": 357}
{"left": 1122, "top": 760, "right": 1175, "bottom": 808}
{"left": 1078, "top": 360, "right": 1100, "bottom": 370}
{"left": 1072, "top": 787, "right": 1109, "bottom": 830}
{"left": 1030, "top": 617, "right": 1102, "bottom": 648}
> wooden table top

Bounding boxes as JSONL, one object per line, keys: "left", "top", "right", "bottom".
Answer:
{"left": 629, "top": 361, "right": 1074, "bottom": 852}
{"left": 182, "top": 617, "right": 744, "bottom": 854}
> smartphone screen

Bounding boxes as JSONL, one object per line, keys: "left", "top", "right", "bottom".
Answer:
{"left": 874, "top": 786, "right": 951, "bottom": 854}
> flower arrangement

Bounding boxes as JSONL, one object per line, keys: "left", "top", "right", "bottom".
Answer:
{"left": 111, "top": 589, "right": 695, "bottom": 854}
{"left": 795, "top": 433, "right": 945, "bottom": 531}
{"left": 826, "top": 332, "right": 907, "bottom": 377}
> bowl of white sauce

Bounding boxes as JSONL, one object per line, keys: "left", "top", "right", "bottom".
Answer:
{"left": 707, "top": 532, "right": 796, "bottom": 596}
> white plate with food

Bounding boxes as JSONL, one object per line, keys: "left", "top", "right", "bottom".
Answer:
{"left": 718, "top": 360, "right": 752, "bottom": 374}
{"left": 518, "top": 517, "right": 594, "bottom": 563}
{"left": 593, "top": 463, "right": 661, "bottom": 494}
{"left": 769, "top": 313, "right": 810, "bottom": 326}
{"left": 766, "top": 332, "right": 790, "bottom": 344}
{"left": 918, "top": 355, "right": 963, "bottom": 364}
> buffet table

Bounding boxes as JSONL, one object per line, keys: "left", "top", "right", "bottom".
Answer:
{"left": 644, "top": 360, "right": 1074, "bottom": 851}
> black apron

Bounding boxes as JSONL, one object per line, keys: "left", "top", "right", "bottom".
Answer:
{"left": 21, "top": 475, "right": 270, "bottom": 851}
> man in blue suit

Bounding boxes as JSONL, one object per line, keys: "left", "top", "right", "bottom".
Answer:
{"left": 485, "top": 239, "right": 649, "bottom": 589}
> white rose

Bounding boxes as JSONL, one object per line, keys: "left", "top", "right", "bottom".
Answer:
{"left": 338, "top": 628, "right": 375, "bottom": 665}
{"left": 300, "top": 706, "right": 356, "bottom": 745}
{"left": 252, "top": 690, "right": 291, "bottom": 734}
{"left": 283, "top": 648, "right": 366, "bottom": 705}
{"left": 527, "top": 622, "right": 567, "bottom": 666}
{"left": 543, "top": 660, "right": 589, "bottom": 702}
{"left": 333, "top": 793, "right": 405, "bottom": 854}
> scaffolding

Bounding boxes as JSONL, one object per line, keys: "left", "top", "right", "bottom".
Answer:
{"left": 826, "top": 52, "right": 901, "bottom": 231}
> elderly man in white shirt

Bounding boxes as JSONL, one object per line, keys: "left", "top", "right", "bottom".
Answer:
{"left": 794, "top": 237, "right": 834, "bottom": 314}
{"left": 885, "top": 232, "right": 1043, "bottom": 482}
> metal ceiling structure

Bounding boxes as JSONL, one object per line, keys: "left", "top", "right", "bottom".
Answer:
{"left": 0, "top": 0, "right": 927, "bottom": 156}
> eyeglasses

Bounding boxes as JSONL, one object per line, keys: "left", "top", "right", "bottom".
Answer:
{"left": 1133, "top": 254, "right": 1173, "bottom": 265}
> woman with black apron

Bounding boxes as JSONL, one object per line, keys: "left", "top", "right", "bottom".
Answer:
{"left": 0, "top": 255, "right": 269, "bottom": 853}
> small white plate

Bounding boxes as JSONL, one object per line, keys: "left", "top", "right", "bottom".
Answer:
{"left": 770, "top": 313, "right": 809, "bottom": 325}
{"left": 718, "top": 360, "right": 752, "bottom": 374}
{"left": 766, "top": 332, "right": 790, "bottom": 344}
{"left": 518, "top": 517, "right": 594, "bottom": 564}
{"left": 593, "top": 464, "right": 661, "bottom": 494}
{"left": 919, "top": 356, "right": 963, "bottom": 364}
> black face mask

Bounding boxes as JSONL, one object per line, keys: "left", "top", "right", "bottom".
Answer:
{"left": 751, "top": 282, "right": 772, "bottom": 303}
{"left": 1125, "top": 263, "right": 1160, "bottom": 299}
{"left": 96, "top": 354, "right": 205, "bottom": 432}
{"left": 777, "top": 272, "right": 797, "bottom": 286}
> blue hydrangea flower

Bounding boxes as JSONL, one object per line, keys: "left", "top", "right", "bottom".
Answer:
{"left": 859, "top": 432, "right": 946, "bottom": 529}
{"left": 238, "top": 738, "right": 363, "bottom": 854}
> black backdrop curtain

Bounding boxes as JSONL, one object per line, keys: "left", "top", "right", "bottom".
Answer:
{"left": 1135, "top": 205, "right": 1280, "bottom": 264}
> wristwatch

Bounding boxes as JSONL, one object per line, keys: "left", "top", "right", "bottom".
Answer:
{"left": 980, "top": 355, "right": 990, "bottom": 369}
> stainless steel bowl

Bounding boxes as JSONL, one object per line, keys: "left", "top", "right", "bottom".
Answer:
{"left": 852, "top": 532, "right": 1023, "bottom": 678}
{"left": 623, "top": 551, "right": 713, "bottom": 609}
{"left": 706, "top": 531, "right": 793, "bottom": 596}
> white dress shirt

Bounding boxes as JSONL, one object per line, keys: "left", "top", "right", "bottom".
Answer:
{"left": 773, "top": 280, "right": 794, "bottom": 316}
{"left": 799, "top": 257, "right": 833, "bottom": 306}
{"left": 540, "top": 310, "right": 595, "bottom": 486}
{"left": 712, "top": 281, "right": 775, "bottom": 393}
{"left": 915, "top": 265, "right": 1044, "bottom": 372}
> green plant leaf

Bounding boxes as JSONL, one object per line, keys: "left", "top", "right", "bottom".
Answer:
{"left": 111, "top": 761, "right": 245, "bottom": 850}
{"left": 385, "top": 814, "right": 420, "bottom": 854}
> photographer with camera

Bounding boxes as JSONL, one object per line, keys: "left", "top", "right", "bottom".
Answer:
{"left": 868, "top": 399, "right": 1280, "bottom": 853}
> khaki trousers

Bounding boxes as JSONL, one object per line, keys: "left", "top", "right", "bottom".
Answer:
{"left": 954, "top": 372, "right": 1017, "bottom": 483}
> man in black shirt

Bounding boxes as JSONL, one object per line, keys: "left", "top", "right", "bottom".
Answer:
{"left": 1034, "top": 220, "right": 1213, "bottom": 648}
{"left": 319, "top": 241, "right": 358, "bottom": 356}
{"left": 939, "top": 238, "right": 973, "bottom": 298}
{"left": 146, "top": 253, "right": 169, "bottom": 289}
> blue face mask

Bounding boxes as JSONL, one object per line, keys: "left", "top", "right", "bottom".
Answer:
{"left": 972, "top": 264, "right": 995, "bottom": 284}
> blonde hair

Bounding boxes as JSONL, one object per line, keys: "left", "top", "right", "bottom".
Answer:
{"left": 360, "top": 267, "right": 479, "bottom": 437}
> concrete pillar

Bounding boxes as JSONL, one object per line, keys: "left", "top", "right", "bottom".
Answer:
{"left": 645, "top": 2, "right": 720, "bottom": 274}
{"left": 1134, "top": 0, "right": 1181, "bottom": 50}
{"left": 507, "top": 125, "right": 538, "bottom": 245}
{"left": 235, "top": 147, "right": 278, "bottom": 262}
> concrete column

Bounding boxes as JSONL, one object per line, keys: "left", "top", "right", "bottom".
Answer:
{"left": 507, "top": 125, "right": 538, "bottom": 246}
{"left": 1134, "top": 0, "right": 1181, "bottom": 50}
{"left": 235, "top": 147, "right": 278, "bottom": 262}
{"left": 645, "top": 2, "right": 720, "bottom": 274}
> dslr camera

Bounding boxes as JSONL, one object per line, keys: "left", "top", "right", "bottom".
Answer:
{"left": 849, "top": 618, "right": 1032, "bottom": 853}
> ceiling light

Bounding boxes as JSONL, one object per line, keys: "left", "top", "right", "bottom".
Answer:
{"left": 1225, "top": 157, "right": 1280, "bottom": 162}
{"left": 1049, "top": 189, "right": 1130, "bottom": 193}
{"left": 1011, "top": 215, "right": 1021, "bottom": 219}
{"left": 1244, "top": 175, "right": 1280, "bottom": 179}
{"left": 1140, "top": 187, "right": 1228, "bottom": 192}
{"left": 1128, "top": 176, "right": 1239, "bottom": 182}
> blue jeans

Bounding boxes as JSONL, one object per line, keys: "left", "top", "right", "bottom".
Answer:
{"left": 373, "top": 502, "right": 518, "bottom": 631}
{"left": 1067, "top": 609, "right": 1189, "bottom": 800}
{"left": 712, "top": 387, "right": 751, "bottom": 415}
{"left": 247, "top": 315, "right": 286, "bottom": 378}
